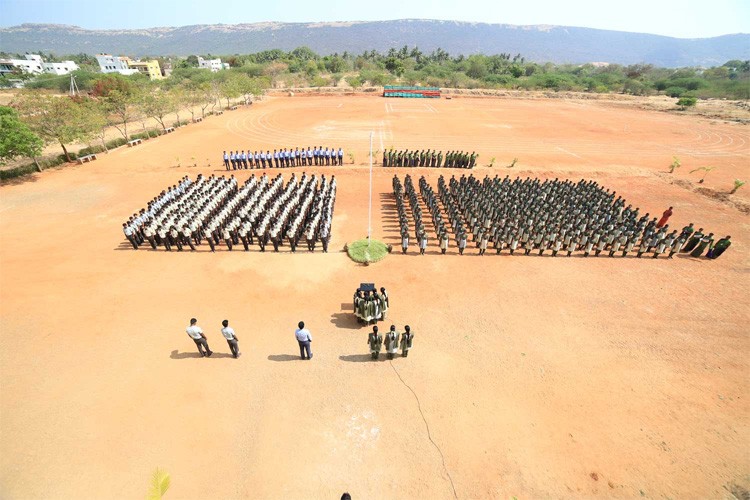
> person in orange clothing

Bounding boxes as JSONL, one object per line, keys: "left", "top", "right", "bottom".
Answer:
{"left": 657, "top": 207, "right": 673, "bottom": 228}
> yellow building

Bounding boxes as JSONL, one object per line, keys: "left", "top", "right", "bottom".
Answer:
{"left": 126, "top": 60, "right": 164, "bottom": 80}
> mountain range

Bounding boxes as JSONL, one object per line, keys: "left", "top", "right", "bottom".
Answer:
{"left": 1, "top": 20, "right": 748, "bottom": 67}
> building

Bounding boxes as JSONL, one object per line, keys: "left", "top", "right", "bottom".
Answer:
{"left": 95, "top": 54, "right": 138, "bottom": 76}
{"left": 0, "top": 54, "right": 78, "bottom": 77}
{"left": 43, "top": 61, "right": 80, "bottom": 75}
{"left": 126, "top": 60, "right": 164, "bottom": 80}
{"left": 198, "top": 56, "right": 229, "bottom": 72}
{"left": 9, "top": 54, "right": 44, "bottom": 74}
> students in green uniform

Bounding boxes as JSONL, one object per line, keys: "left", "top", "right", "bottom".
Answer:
{"left": 368, "top": 326, "right": 383, "bottom": 360}
{"left": 399, "top": 325, "right": 413, "bottom": 357}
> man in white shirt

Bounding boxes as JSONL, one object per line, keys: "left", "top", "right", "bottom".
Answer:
{"left": 186, "top": 318, "right": 213, "bottom": 357}
{"left": 294, "top": 321, "right": 313, "bottom": 360}
{"left": 221, "top": 319, "right": 240, "bottom": 358}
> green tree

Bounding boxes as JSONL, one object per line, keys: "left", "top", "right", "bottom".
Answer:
{"left": 12, "top": 91, "right": 87, "bottom": 162}
{"left": 142, "top": 88, "right": 175, "bottom": 132}
{"left": 668, "top": 156, "right": 681, "bottom": 173}
{"left": 0, "top": 105, "right": 44, "bottom": 171}
{"left": 91, "top": 75, "right": 140, "bottom": 141}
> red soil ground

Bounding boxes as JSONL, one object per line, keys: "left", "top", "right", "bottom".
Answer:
{"left": 1, "top": 95, "right": 748, "bottom": 499}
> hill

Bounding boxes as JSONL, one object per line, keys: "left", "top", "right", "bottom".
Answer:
{"left": 1, "top": 20, "right": 748, "bottom": 67}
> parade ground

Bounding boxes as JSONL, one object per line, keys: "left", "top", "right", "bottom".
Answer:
{"left": 1, "top": 95, "right": 748, "bottom": 499}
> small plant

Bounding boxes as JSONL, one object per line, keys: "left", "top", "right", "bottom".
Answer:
{"left": 676, "top": 96, "right": 697, "bottom": 109}
{"left": 347, "top": 152, "right": 355, "bottom": 164}
{"left": 690, "top": 166, "right": 715, "bottom": 184}
{"left": 507, "top": 158, "right": 518, "bottom": 168}
{"left": 668, "top": 156, "right": 681, "bottom": 173}
{"left": 730, "top": 179, "right": 746, "bottom": 194}
{"left": 147, "top": 468, "right": 170, "bottom": 500}
{"left": 191, "top": 156, "right": 196, "bottom": 167}
{"left": 175, "top": 157, "right": 181, "bottom": 168}
{"left": 488, "top": 156, "right": 496, "bottom": 168}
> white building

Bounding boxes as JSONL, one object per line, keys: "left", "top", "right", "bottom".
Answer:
{"left": 11, "top": 54, "right": 44, "bottom": 74}
{"left": 95, "top": 54, "right": 138, "bottom": 75}
{"left": 0, "top": 54, "right": 79, "bottom": 77}
{"left": 43, "top": 61, "right": 80, "bottom": 75}
{"left": 198, "top": 56, "right": 229, "bottom": 72}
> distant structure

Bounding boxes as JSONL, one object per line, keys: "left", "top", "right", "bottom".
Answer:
{"left": 95, "top": 53, "right": 163, "bottom": 79}
{"left": 0, "top": 54, "right": 79, "bottom": 76}
{"left": 126, "top": 59, "right": 164, "bottom": 80}
{"left": 383, "top": 85, "right": 441, "bottom": 98}
{"left": 96, "top": 54, "right": 138, "bottom": 76}
{"left": 198, "top": 56, "right": 229, "bottom": 72}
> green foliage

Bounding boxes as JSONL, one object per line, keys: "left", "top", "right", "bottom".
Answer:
{"left": 347, "top": 239, "right": 389, "bottom": 264}
{"left": 730, "top": 179, "right": 746, "bottom": 194}
{"left": 507, "top": 158, "right": 518, "bottom": 168}
{"left": 147, "top": 468, "right": 171, "bottom": 500}
{"left": 668, "top": 156, "right": 681, "bottom": 173}
{"left": 664, "top": 86, "right": 687, "bottom": 97}
{"left": 676, "top": 96, "right": 697, "bottom": 108}
{"left": 345, "top": 75, "right": 362, "bottom": 88}
{"left": 0, "top": 106, "right": 43, "bottom": 166}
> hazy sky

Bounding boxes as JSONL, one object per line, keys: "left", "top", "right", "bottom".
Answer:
{"left": 1, "top": 0, "right": 748, "bottom": 38}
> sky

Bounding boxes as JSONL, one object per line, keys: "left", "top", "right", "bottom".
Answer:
{"left": 0, "top": 0, "right": 748, "bottom": 38}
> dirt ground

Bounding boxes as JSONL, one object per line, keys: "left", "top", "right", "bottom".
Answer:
{"left": 1, "top": 95, "right": 748, "bottom": 499}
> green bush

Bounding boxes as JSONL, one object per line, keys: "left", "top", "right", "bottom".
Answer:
{"left": 106, "top": 137, "right": 127, "bottom": 149}
{"left": 0, "top": 163, "right": 39, "bottom": 180}
{"left": 676, "top": 96, "right": 697, "bottom": 108}
{"left": 664, "top": 86, "right": 687, "bottom": 97}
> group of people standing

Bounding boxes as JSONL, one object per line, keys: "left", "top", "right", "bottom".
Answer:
{"left": 382, "top": 149, "right": 477, "bottom": 169}
{"left": 223, "top": 146, "right": 345, "bottom": 170}
{"left": 390, "top": 173, "right": 731, "bottom": 259}
{"left": 122, "top": 172, "right": 336, "bottom": 253}
{"left": 353, "top": 287, "right": 390, "bottom": 324}
{"left": 368, "top": 325, "right": 414, "bottom": 360}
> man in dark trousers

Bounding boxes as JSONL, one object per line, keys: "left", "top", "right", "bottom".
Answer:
{"left": 221, "top": 319, "right": 240, "bottom": 358}
{"left": 186, "top": 318, "right": 213, "bottom": 357}
{"left": 295, "top": 321, "right": 313, "bottom": 360}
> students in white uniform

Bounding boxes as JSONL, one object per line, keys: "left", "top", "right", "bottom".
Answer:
{"left": 186, "top": 318, "right": 213, "bottom": 357}
{"left": 221, "top": 320, "right": 240, "bottom": 358}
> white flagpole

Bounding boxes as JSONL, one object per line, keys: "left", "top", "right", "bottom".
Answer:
{"left": 368, "top": 131, "right": 373, "bottom": 247}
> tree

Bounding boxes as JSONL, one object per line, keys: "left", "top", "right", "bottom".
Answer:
{"left": 730, "top": 179, "right": 746, "bottom": 194}
{"left": 78, "top": 98, "right": 111, "bottom": 153}
{"left": 142, "top": 88, "right": 175, "bottom": 132}
{"left": 384, "top": 57, "right": 405, "bottom": 77}
{"left": 218, "top": 74, "right": 242, "bottom": 108}
{"left": 91, "top": 75, "right": 140, "bottom": 141}
{"left": 12, "top": 91, "right": 87, "bottom": 162}
{"left": 0, "top": 105, "right": 43, "bottom": 171}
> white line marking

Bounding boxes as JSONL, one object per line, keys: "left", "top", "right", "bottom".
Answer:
{"left": 555, "top": 146, "right": 583, "bottom": 159}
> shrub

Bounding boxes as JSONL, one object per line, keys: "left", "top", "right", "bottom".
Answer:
{"left": 664, "top": 86, "right": 687, "bottom": 97}
{"left": 676, "top": 96, "right": 697, "bottom": 108}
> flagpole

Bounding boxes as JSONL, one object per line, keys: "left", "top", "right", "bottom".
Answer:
{"left": 368, "top": 131, "right": 373, "bottom": 247}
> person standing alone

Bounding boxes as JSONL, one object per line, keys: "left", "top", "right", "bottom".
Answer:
{"left": 221, "top": 320, "right": 241, "bottom": 358}
{"left": 186, "top": 318, "right": 213, "bottom": 357}
{"left": 295, "top": 321, "right": 313, "bottom": 360}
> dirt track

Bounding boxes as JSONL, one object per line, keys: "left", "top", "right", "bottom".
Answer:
{"left": 1, "top": 96, "right": 748, "bottom": 499}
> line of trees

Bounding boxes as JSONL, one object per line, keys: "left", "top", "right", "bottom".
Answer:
{"left": 0, "top": 70, "right": 270, "bottom": 168}
{"left": 2, "top": 48, "right": 748, "bottom": 100}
